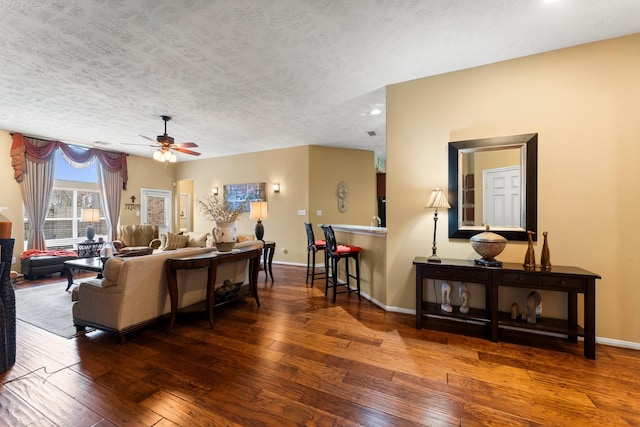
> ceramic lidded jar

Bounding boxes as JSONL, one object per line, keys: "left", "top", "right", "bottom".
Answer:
{"left": 470, "top": 225, "right": 507, "bottom": 267}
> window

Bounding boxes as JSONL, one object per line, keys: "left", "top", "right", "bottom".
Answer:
{"left": 24, "top": 150, "right": 108, "bottom": 250}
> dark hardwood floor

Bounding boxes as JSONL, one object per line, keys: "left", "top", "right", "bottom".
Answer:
{"left": 2, "top": 265, "right": 640, "bottom": 426}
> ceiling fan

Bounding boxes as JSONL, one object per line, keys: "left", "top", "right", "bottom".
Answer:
{"left": 137, "top": 115, "right": 201, "bottom": 162}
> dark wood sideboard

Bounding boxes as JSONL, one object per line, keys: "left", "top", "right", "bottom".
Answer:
{"left": 413, "top": 257, "right": 601, "bottom": 359}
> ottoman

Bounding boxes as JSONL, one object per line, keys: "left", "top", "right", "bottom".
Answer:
{"left": 21, "top": 255, "right": 78, "bottom": 279}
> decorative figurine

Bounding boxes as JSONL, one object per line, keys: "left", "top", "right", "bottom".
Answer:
{"left": 459, "top": 283, "right": 470, "bottom": 314}
{"left": 511, "top": 303, "right": 519, "bottom": 320}
{"left": 526, "top": 291, "right": 542, "bottom": 324}
{"left": 540, "top": 231, "right": 551, "bottom": 271}
{"left": 523, "top": 230, "right": 536, "bottom": 270}
{"left": 440, "top": 282, "right": 452, "bottom": 313}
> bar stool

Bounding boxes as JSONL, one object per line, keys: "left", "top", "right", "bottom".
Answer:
{"left": 320, "top": 225, "right": 362, "bottom": 303}
{"left": 304, "top": 222, "right": 326, "bottom": 287}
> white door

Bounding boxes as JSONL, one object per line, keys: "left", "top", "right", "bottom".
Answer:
{"left": 179, "top": 192, "right": 191, "bottom": 232}
{"left": 483, "top": 166, "right": 521, "bottom": 228}
{"left": 140, "top": 189, "right": 172, "bottom": 235}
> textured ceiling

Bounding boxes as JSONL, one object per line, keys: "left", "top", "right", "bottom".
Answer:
{"left": 1, "top": 1, "right": 639, "bottom": 162}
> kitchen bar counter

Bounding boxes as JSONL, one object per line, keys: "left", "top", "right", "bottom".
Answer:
{"left": 326, "top": 224, "right": 387, "bottom": 308}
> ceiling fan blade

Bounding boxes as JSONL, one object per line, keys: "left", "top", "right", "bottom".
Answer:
{"left": 173, "top": 148, "right": 201, "bottom": 156}
{"left": 121, "top": 142, "right": 158, "bottom": 146}
{"left": 139, "top": 134, "right": 156, "bottom": 142}
{"left": 174, "top": 142, "right": 198, "bottom": 148}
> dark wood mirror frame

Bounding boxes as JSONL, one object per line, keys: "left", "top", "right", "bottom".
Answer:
{"left": 448, "top": 133, "right": 538, "bottom": 241}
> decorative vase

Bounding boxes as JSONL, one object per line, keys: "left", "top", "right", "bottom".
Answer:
{"left": 213, "top": 221, "right": 237, "bottom": 252}
{"left": 470, "top": 225, "right": 507, "bottom": 267}
{"left": 523, "top": 230, "right": 536, "bottom": 270}
{"left": 540, "top": 231, "right": 551, "bottom": 271}
{"left": 0, "top": 222, "right": 11, "bottom": 239}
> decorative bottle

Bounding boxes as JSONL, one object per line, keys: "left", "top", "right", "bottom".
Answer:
{"left": 540, "top": 231, "right": 551, "bottom": 271}
{"left": 523, "top": 230, "right": 536, "bottom": 270}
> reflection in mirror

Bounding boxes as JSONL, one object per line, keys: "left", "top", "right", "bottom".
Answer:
{"left": 448, "top": 133, "right": 537, "bottom": 241}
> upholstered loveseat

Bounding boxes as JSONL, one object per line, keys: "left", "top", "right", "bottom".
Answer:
{"left": 72, "top": 240, "right": 263, "bottom": 342}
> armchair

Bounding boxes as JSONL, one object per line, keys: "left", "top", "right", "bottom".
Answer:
{"left": 112, "top": 225, "right": 161, "bottom": 254}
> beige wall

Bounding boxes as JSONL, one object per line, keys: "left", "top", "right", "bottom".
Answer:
{"left": 387, "top": 34, "right": 640, "bottom": 344}
{"left": 117, "top": 155, "right": 176, "bottom": 228}
{"left": 308, "top": 145, "right": 377, "bottom": 238}
{"left": 175, "top": 145, "right": 377, "bottom": 266}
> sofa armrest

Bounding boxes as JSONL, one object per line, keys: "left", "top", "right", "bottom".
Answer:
{"left": 72, "top": 279, "right": 125, "bottom": 330}
{"left": 112, "top": 240, "right": 125, "bottom": 252}
{"left": 149, "top": 238, "right": 162, "bottom": 250}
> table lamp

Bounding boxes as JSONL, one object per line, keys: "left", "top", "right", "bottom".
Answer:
{"left": 250, "top": 201, "right": 268, "bottom": 241}
{"left": 425, "top": 188, "right": 450, "bottom": 263}
{"left": 81, "top": 208, "right": 100, "bottom": 242}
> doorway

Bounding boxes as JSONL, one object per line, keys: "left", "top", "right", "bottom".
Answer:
{"left": 140, "top": 188, "right": 172, "bottom": 235}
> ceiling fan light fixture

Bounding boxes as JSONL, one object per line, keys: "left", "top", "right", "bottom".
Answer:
{"left": 153, "top": 149, "right": 165, "bottom": 162}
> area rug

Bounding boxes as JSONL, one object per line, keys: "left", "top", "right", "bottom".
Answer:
{"left": 15, "top": 282, "right": 88, "bottom": 339}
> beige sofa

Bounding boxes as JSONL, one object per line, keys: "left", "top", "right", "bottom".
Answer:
{"left": 72, "top": 240, "right": 263, "bottom": 342}
{"left": 158, "top": 231, "right": 257, "bottom": 251}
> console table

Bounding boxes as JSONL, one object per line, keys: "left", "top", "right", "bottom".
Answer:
{"left": 413, "top": 257, "right": 601, "bottom": 359}
{"left": 166, "top": 248, "right": 261, "bottom": 330}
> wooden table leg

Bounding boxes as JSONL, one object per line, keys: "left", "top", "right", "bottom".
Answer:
{"left": 64, "top": 265, "right": 74, "bottom": 291}
{"left": 250, "top": 255, "right": 261, "bottom": 306}
{"left": 415, "top": 267, "right": 422, "bottom": 329}
{"left": 207, "top": 264, "right": 216, "bottom": 329}
{"left": 584, "top": 280, "right": 596, "bottom": 359}
{"left": 167, "top": 267, "right": 179, "bottom": 330}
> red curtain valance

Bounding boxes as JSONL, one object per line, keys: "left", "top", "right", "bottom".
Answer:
{"left": 10, "top": 133, "right": 128, "bottom": 189}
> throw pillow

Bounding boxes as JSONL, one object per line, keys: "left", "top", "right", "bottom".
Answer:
{"left": 186, "top": 232, "right": 210, "bottom": 248}
{"left": 237, "top": 234, "right": 255, "bottom": 243}
{"left": 164, "top": 232, "right": 189, "bottom": 250}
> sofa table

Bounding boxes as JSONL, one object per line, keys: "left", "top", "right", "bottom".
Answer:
{"left": 413, "top": 257, "right": 601, "bottom": 359}
{"left": 166, "top": 248, "right": 261, "bottom": 330}
{"left": 63, "top": 257, "right": 104, "bottom": 291}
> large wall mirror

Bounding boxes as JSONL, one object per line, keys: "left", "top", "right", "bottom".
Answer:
{"left": 448, "top": 133, "right": 537, "bottom": 241}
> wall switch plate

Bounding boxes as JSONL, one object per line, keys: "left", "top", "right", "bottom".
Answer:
{"left": 297, "top": 209, "right": 306, "bottom": 216}
{"left": 316, "top": 210, "right": 322, "bottom": 216}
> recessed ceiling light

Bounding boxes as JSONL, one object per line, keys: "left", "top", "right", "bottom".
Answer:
{"left": 362, "top": 103, "right": 385, "bottom": 117}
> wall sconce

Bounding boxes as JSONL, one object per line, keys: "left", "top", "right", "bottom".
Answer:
{"left": 211, "top": 187, "right": 219, "bottom": 196}
{"left": 273, "top": 183, "right": 280, "bottom": 193}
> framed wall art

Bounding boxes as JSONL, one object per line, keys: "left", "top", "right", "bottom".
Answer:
{"left": 223, "top": 182, "right": 266, "bottom": 212}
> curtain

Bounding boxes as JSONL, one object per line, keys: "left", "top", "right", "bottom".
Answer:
{"left": 10, "top": 133, "right": 129, "bottom": 249}
{"left": 98, "top": 156, "right": 123, "bottom": 241}
{"left": 11, "top": 133, "right": 128, "bottom": 188}
{"left": 19, "top": 140, "right": 56, "bottom": 250}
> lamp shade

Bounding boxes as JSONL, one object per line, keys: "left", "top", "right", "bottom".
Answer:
{"left": 250, "top": 201, "right": 268, "bottom": 220}
{"left": 426, "top": 188, "right": 451, "bottom": 210}
{"left": 81, "top": 208, "right": 100, "bottom": 222}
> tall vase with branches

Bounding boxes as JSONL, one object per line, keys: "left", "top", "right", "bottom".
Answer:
{"left": 196, "top": 194, "right": 246, "bottom": 251}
